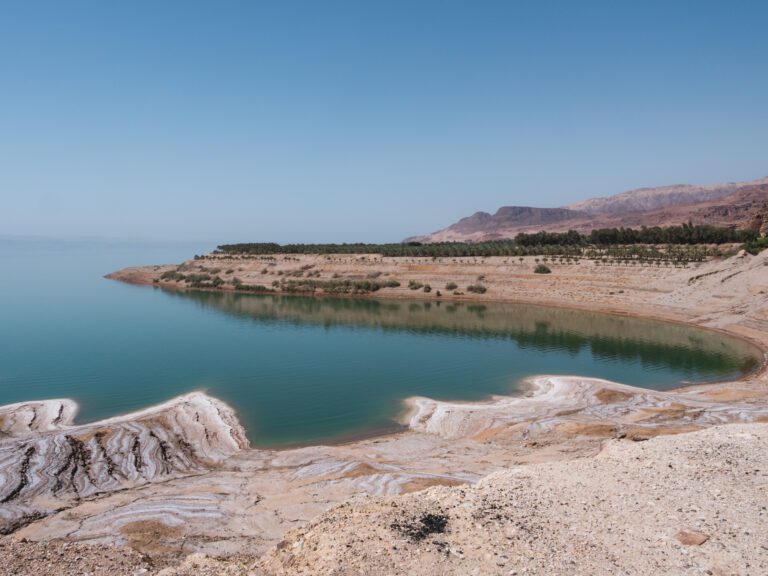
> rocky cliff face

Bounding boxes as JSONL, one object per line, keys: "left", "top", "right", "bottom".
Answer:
{"left": 565, "top": 179, "right": 767, "bottom": 215}
{"left": 754, "top": 204, "right": 768, "bottom": 236}
{"left": 744, "top": 189, "right": 768, "bottom": 236}
{"left": 410, "top": 176, "right": 768, "bottom": 242}
{"left": 449, "top": 206, "right": 586, "bottom": 235}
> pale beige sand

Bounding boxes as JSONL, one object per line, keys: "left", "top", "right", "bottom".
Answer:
{"left": 257, "top": 423, "right": 768, "bottom": 576}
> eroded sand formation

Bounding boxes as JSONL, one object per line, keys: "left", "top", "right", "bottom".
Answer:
{"left": 1, "top": 249, "right": 767, "bottom": 574}
{"left": 0, "top": 393, "right": 247, "bottom": 536}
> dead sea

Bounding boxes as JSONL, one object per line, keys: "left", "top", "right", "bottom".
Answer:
{"left": 1, "top": 242, "right": 767, "bottom": 573}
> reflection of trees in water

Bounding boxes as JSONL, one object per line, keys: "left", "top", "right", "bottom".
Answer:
{"left": 166, "top": 290, "right": 760, "bottom": 378}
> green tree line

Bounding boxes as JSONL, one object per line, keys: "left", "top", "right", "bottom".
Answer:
{"left": 216, "top": 223, "right": 757, "bottom": 258}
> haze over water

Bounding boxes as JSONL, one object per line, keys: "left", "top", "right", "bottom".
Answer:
{"left": 0, "top": 239, "right": 760, "bottom": 446}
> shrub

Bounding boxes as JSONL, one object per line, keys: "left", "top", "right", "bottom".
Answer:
{"left": 534, "top": 264, "right": 552, "bottom": 274}
{"left": 423, "top": 284, "right": 432, "bottom": 293}
{"left": 445, "top": 282, "right": 458, "bottom": 290}
{"left": 278, "top": 278, "right": 400, "bottom": 295}
{"left": 184, "top": 273, "right": 212, "bottom": 284}
{"left": 408, "top": 280, "right": 424, "bottom": 290}
{"left": 466, "top": 284, "right": 487, "bottom": 294}
{"left": 743, "top": 237, "right": 768, "bottom": 255}
{"left": 160, "top": 270, "right": 186, "bottom": 281}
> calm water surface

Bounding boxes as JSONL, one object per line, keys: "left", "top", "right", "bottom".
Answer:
{"left": 0, "top": 240, "right": 761, "bottom": 446}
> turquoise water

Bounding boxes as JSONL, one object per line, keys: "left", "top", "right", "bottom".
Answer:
{"left": 0, "top": 239, "right": 761, "bottom": 446}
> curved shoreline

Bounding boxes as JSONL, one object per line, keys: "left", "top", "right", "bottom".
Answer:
{"left": 2, "top": 249, "right": 766, "bottom": 569}
{"left": 2, "top": 295, "right": 762, "bottom": 448}
{"left": 148, "top": 276, "right": 768, "bottom": 369}
{"left": 107, "top": 251, "right": 768, "bottom": 382}
{"left": 101, "top": 249, "right": 768, "bottom": 445}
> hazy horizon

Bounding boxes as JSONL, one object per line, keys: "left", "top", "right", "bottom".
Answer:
{"left": 2, "top": 1, "right": 767, "bottom": 244}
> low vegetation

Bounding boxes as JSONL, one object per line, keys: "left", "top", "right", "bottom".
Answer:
{"left": 160, "top": 270, "right": 186, "bottom": 281}
{"left": 743, "top": 237, "right": 768, "bottom": 255}
{"left": 160, "top": 270, "right": 225, "bottom": 288}
{"left": 280, "top": 279, "right": 400, "bottom": 295}
{"left": 534, "top": 264, "right": 552, "bottom": 274}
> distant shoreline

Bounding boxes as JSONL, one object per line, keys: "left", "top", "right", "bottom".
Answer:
{"left": 107, "top": 250, "right": 768, "bottom": 379}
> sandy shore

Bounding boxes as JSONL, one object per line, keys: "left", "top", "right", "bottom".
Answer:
{"left": 107, "top": 246, "right": 768, "bottom": 351}
{"left": 1, "top": 249, "right": 766, "bottom": 574}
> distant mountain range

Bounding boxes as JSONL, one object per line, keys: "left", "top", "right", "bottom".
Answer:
{"left": 407, "top": 176, "right": 768, "bottom": 242}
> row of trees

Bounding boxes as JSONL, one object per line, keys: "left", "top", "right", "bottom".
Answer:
{"left": 216, "top": 223, "right": 757, "bottom": 258}
{"left": 586, "top": 222, "right": 755, "bottom": 245}
{"left": 510, "top": 223, "right": 756, "bottom": 246}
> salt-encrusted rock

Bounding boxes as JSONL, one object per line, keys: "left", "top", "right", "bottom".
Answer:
{"left": 0, "top": 393, "right": 248, "bottom": 535}
{"left": 402, "top": 376, "right": 768, "bottom": 441}
{"left": 0, "top": 399, "right": 77, "bottom": 436}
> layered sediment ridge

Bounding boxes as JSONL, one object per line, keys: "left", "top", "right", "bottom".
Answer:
{"left": 403, "top": 375, "right": 768, "bottom": 441}
{"left": 2, "top": 371, "right": 766, "bottom": 552}
{"left": 0, "top": 393, "right": 247, "bottom": 535}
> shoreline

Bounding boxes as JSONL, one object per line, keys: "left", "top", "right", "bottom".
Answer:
{"left": 108, "top": 262, "right": 768, "bottom": 383}
{"left": 6, "top": 288, "right": 763, "bottom": 449}
{"left": 101, "top": 252, "right": 768, "bottom": 445}
{"left": 2, "top": 249, "right": 767, "bottom": 572}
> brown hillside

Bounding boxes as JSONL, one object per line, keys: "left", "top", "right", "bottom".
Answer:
{"left": 409, "top": 177, "right": 768, "bottom": 242}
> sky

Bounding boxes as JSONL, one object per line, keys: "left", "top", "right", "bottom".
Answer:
{"left": 1, "top": 1, "right": 767, "bottom": 244}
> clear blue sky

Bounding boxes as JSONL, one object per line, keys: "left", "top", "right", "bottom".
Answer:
{"left": 1, "top": 1, "right": 767, "bottom": 243}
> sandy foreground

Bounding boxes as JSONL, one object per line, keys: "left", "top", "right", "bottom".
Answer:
{"left": 1, "top": 250, "right": 767, "bottom": 575}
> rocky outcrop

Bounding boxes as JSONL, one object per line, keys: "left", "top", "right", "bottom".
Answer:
{"left": 566, "top": 178, "right": 767, "bottom": 215}
{"left": 0, "top": 393, "right": 247, "bottom": 535}
{"left": 748, "top": 200, "right": 768, "bottom": 236}
{"left": 410, "top": 176, "right": 768, "bottom": 242}
{"left": 449, "top": 206, "right": 586, "bottom": 234}
{"left": 402, "top": 375, "right": 768, "bottom": 441}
